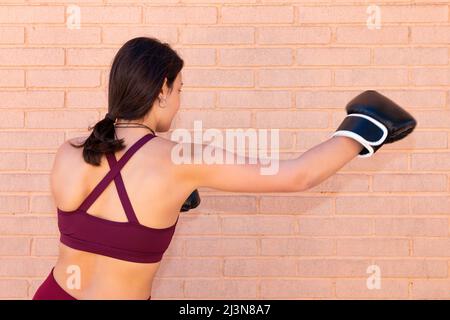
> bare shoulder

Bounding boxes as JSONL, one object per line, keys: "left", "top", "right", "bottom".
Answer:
{"left": 140, "top": 135, "right": 178, "bottom": 162}
{"left": 52, "top": 137, "right": 86, "bottom": 170}
{"left": 50, "top": 137, "right": 89, "bottom": 207}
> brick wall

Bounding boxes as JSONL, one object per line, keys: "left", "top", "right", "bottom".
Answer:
{"left": 0, "top": 1, "right": 449, "bottom": 299}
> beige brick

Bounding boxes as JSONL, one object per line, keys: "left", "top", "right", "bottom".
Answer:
{"left": 145, "top": 6, "right": 216, "bottom": 24}
{"left": 336, "top": 279, "right": 409, "bottom": 299}
{"left": 29, "top": 196, "right": 55, "bottom": 215}
{"left": 175, "top": 110, "right": 252, "bottom": 129}
{"left": 0, "top": 48, "right": 64, "bottom": 66}
{"left": 0, "top": 27, "right": 24, "bottom": 44}
{"left": 259, "top": 68, "right": 331, "bottom": 87}
{"left": 374, "top": 47, "right": 448, "bottom": 66}
{"left": 183, "top": 68, "right": 253, "bottom": 87}
{"left": 222, "top": 215, "right": 296, "bottom": 235}
{"left": 81, "top": 6, "right": 141, "bottom": 23}
{"left": 179, "top": 90, "right": 215, "bottom": 109}
{"left": 0, "top": 196, "right": 28, "bottom": 214}
{"left": 26, "top": 111, "right": 98, "bottom": 129}
{"left": 27, "top": 70, "right": 101, "bottom": 88}
{"left": 0, "top": 258, "right": 55, "bottom": 277}
{"left": 298, "top": 217, "right": 372, "bottom": 236}
{"left": 0, "top": 111, "right": 23, "bottom": 128}
{"left": 27, "top": 153, "right": 56, "bottom": 171}
{"left": 150, "top": 278, "right": 184, "bottom": 298}
{"left": 157, "top": 258, "right": 221, "bottom": 277}
{"left": 335, "top": 68, "right": 408, "bottom": 87}
{"left": 66, "top": 90, "right": 106, "bottom": 109}
{"left": 0, "top": 237, "right": 30, "bottom": 255}
{"left": 298, "top": 5, "right": 447, "bottom": 23}
{"left": 0, "top": 280, "right": 28, "bottom": 298}
{"left": 261, "top": 279, "right": 333, "bottom": 298}
{"left": 0, "top": 91, "right": 64, "bottom": 109}
{"left": 297, "top": 259, "right": 370, "bottom": 277}
{"left": 297, "top": 48, "right": 370, "bottom": 66}
{"left": 0, "top": 70, "right": 24, "bottom": 87}
{"left": 374, "top": 259, "right": 448, "bottom": 278}
{"left": 414, "top": 239, "right": 450, "bottom": 257}
{"left": 181, "top": 26, "right": 254, "bottom": 44}
{"left": 32, "top": 237, "right": 59, "bottom": 256}
{"left": 28, "top": 26, "right": 101, "bottom": 44}
{"left": 412, "top": 68, "right": 450, "bottom": 86}
{"left": 0, "top": 131, "right": 64, "bottom": 150}
{"left": 296, "top": 90, "right": 360, "bottom": 109}
{"left": 260, "top": 196, "right": 333, "bottom": 215}
{"left": 193, "top": 196, "right": 257, "bottom": 214}
{"left": 412, "top": 280, "right": 450, "bottom": 299}
{"left": 67, "top": 48, "right": 117, "bottom": 66}
{"left": 185, "top": 279, "right": 258, "bottom": 298}
{"left": 261, "top": 238, "right": 335, "bottom": 256}
{"left": 220, "top": 48, "right": 292, "bottom": 66}
{"left": 0, "top": 174, "right": 50, "bottom": 192}
{"left": 337, "top": 238, "right": 410, "bottom": 256}
{"left": 336, "top": 26, "right": 408, "bottom": 44}
{"left": 373, "top": 174, "right": 447, "bottom": 192}
{"left": 0, "top": 152, "right": 26, "bottom": 170}
{"left": 341, "top": 152, "right": 408, "bottom": 172}
{"left": 258, "top": 26, "right": 331, "bottom": 44}
{"left": 0, "top": 216, "right": 57, "bottom": 235}
{"left": 374, "top": 218, "right": 448, "bottom": 237}
{"left": 413, "top": 111, "right": 450, "bottom": 128}
{"left": 185, "top": 237, "right": 258, "bottom": 256}
{"left": 336, "top": 196, "right": 409, "bottom": 215}
{"left": 224, "top": 258, "right": 297, "bottom": 276}
{"left": 255, "top": 111, "right": 328, "bottom": 129}
{"left": 411, "top": 26, "right": 450, "bottom": 44}
{"left": 222, "top": 5, "right": 293, "bottom": 24}
{"left": 176, "top": 48, "right": 216, "bottom": 66}
{"left": 411, "top": 196, "right": 450, "bottom": 215}
{"left": 412, "top": 153, "right": 450, "bottom": 171}
{"left": 219, "top": 90, "right": 291, "bottom": 109}
{"left": 173, "top": 215, "right": 221, "bottom": 235}
{"left": 0, "top": 6, "right": 63, "bottom": 23}
{"left": 297, "top": 5, "right": 367, "bottom": 23}
{"left": 382, "top": 5, "right": 448, "bottom": 22}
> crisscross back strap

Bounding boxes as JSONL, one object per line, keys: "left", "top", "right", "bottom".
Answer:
{"left": 78, "top": 133, "right": 156, "bottom": 213}
{"left": 105, "top": 153, "right": 139, "bottom": 224}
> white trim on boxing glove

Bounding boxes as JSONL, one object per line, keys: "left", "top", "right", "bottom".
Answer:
{"left": 332, "top": 129, "right": 374, "bottom": 158}
{"left": 331, "top": 113, "right": 388, "bottom": 158}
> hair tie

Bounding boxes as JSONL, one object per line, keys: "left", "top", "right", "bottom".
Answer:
{"left": 104, "top": 112, "right": 116, "bottom": 122}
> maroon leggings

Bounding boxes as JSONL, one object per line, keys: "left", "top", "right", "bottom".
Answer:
{"left": 33, "top": 267, "right": 151, "bottom": 300}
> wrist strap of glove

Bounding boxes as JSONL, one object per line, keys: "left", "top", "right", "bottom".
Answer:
{"left": 332, "top": 113, "right": 388, "bottom": 158}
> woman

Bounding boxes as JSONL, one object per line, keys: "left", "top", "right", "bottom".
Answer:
{"left": 33, "top": 37, "right": 416, "bottom": 300}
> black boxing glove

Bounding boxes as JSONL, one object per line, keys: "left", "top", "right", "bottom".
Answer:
{"left": 180, "top": 189, "right": 201, "bottom": 212}
{"left": 332, "top": 90, "right": 417, "bottom": 157}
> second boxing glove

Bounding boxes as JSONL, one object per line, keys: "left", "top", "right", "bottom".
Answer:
{"left": 180, "top": 189, "right": 201, "bottom": 212}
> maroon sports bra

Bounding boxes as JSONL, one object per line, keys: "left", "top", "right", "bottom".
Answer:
{"left": 57, "top": 133, "right": 178, "bottom": 263}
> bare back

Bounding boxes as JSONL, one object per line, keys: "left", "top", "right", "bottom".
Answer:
{"left": 51, "top": 133, "right": 193, "bottom": 299}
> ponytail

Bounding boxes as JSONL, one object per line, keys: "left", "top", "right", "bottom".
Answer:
{"left": 69, "top": 113, "right": 125, "bottom": 166}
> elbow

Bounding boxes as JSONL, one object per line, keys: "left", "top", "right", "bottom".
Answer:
{"left": 288, "top": 171, "right": 313, "bottom": 192}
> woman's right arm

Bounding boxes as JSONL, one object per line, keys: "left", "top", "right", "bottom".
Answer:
{"left": 172, "top": 136, "right": 363, "bottom": 193}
